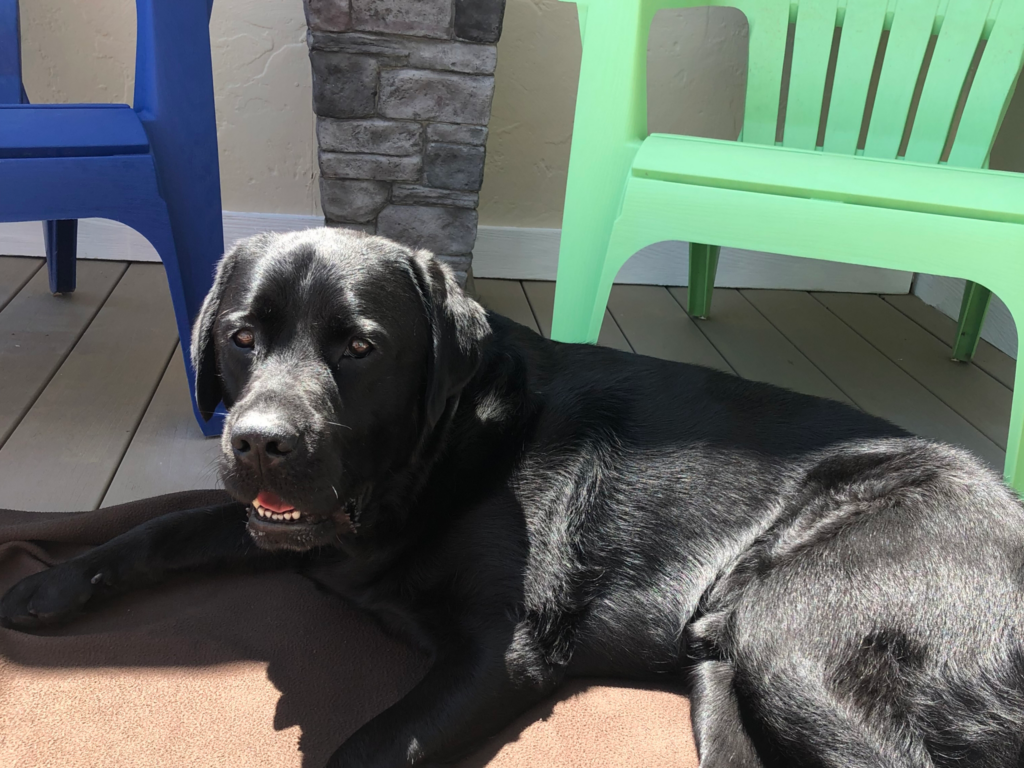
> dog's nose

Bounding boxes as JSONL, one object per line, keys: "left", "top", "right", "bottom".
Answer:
{"left": 230, "top": 417, "right": 298, "bottom": 468}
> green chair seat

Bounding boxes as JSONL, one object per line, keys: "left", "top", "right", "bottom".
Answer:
{"left": 633, "top": 134, "right": 1024, "bottom": 225}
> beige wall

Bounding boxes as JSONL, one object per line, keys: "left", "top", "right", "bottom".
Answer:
{"left": 480, "top": 2, "right": 750, "bottom": 228}
{"left": 19, "top": 0, "right": 318, "bottom": 216}
{"left": 16, "top": 0, "right": 1024, "bottom": 227}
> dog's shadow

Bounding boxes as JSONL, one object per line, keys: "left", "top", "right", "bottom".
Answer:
{"left": 0, "top": 540, "right": 688, "bottom": 768}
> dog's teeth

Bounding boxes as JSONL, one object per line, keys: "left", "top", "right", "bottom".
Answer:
{"left": 252, "top": 503, "right": 302, "bottom": 523}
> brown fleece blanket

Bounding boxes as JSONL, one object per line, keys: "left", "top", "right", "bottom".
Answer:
{"left": 0, "top": 491, "right": 698, "bottom": 767}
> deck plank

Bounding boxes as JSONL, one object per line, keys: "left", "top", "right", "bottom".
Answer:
{"left": 521, "top": 281, "right": 632, "bottom": 352}
{"left": 743, "top": 289, "right": 1004, "bottom": 469}
{"left": 883, "top": 293, "right": 1017, "bottom": 389}
{"left": 0, "top": 264, "right": 179, "bottom": 511}
{"left": 608, "top": 285, "right": 731, "bottom": 371}
{"left": 0, "top": 260, "right": 127, "bottom": 448}
{"left": 102, "top": 346, "right": 222, "bottom": 507}
{"left": 0, "top": 256, "right": 43, "bottom": 312}
{"left": 670, "top": 287, "right": 852, "bottom": 402}
{"left": 817, "top": 292, "right": 1011, "bottom": 448}
{"left": 473, "top": 278, "right": 541, "bottom": 333}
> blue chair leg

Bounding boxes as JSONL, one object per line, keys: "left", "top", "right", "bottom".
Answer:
{"left": 43, "top": 219, "right": 78, "bottom": 294}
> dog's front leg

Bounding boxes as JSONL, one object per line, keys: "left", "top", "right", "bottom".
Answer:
{"left": 328, "top": 621, "right": 559, "bottom": 768}
{"left": 0, "top": 502, "right": 282, "bottom": 629}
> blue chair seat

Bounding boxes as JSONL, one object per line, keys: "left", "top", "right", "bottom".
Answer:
{"left": 0, "top": 104, "right": 150, "bottom": 159}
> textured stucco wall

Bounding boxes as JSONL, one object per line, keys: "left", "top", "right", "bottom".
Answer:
{"left": 18, "top": 0, "right": 319, "bottom": 216}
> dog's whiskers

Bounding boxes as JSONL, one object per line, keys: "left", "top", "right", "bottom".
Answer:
{"left": 326, "top": 421, "right": 353, "bottom": 430}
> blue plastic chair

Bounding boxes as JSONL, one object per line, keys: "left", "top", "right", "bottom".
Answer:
{"left": 0, "top": 0, "right": 225, "bottom": 436}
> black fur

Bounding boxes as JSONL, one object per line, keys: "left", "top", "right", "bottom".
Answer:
{"left": 4, "top": 228, "right": 1024, "bottom": 768}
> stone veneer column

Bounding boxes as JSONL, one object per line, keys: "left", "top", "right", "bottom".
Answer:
{"left": 303, "top": 0, "right": 507, "bottom": 286}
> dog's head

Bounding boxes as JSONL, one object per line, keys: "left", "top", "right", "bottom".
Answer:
{"left": 192, "top": 229, "right": 490, "bottom": 551}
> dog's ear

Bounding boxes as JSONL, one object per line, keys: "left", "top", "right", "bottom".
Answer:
{"left": 190, "top": 238, "right": 254, "bottom": 420}
{"left": 408, "top": 251, "right": 491, "bottom": 429}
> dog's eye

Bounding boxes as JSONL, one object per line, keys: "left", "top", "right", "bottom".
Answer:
{"left": 233, "top": 329, "right": 255, "bottom": 349}
{"left": 345, "top": 338, "right": 373, "bottom": 359}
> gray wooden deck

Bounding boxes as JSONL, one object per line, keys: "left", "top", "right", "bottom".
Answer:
{"left": 0, "top": 255, "right": 1015, "bottom": 512}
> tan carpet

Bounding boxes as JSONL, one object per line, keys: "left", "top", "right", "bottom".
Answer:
{"left": 0, "top": 491, "right": 699, "bottom": 767}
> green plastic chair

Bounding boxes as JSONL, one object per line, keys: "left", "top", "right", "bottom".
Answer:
{"left": 551, "top": 0, "right": 1024, "bottom": 488}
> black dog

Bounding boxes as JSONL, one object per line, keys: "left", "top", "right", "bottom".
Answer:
{"left": 3, "top": 229, "right": 1023, "bottom": 767}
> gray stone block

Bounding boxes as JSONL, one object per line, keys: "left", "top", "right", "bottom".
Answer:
{"left": 425, "top": 142, "right": 486, "bottom": 192}
{"left": 319, "top": 151, "right": 422, "bottom": 182}
{"left": 436, "top": 253, "right": 473, "bottom": 274}
{"left": 303, "top": 0, "right": 352, "bottom": 32}
{"left": 308, "top": 32, "right": 497, "bottom": 75}
{"left": 377, "top": 205, "right": 478, "bottom": 254}
{"left": 310, "top": 52, "right": 378, "bottom": 118}
{"left": 351, "top": 0, "right": 453, "bottom": 39}
{"left": 392, "top": 184, "right": 478, "bottom": 208}
{"left": 436, "top": 254, "right": 472, "bottom": 288}
{"left": 378, "top": 69, "right": 494, "bottom": 124}
{"left": 426, "top": 122, "right": 488, "bottom": 145}
{"left": 317, "top": 118, "right": 421, "bottom": 156}
{"left": 326, "top": 219, "right": 377, "bottom": 235}
{"left": 320, "top": 178, "right": 391, "bottom": 223}
{"left": 406, "top": 39, "right": 496, "bottom": 75}
{"left": 454, "top": 0, "right": 506, "bottom": 43}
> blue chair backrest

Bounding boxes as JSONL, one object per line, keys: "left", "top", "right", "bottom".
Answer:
{"left": 0, "top": 0, "right": 25, "bottom": 103}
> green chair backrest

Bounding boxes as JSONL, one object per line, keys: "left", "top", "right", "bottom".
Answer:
{"left": 655, "top": 0, "right": 1024, "bottom": 168}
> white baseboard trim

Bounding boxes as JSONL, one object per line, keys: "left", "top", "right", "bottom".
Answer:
{"left": 913, "top": 274, "right": 1018, "bottom": 359}
{"left": 1, "top": 215, "right": 913, "bottom": 295}
{"left": 0, "top": 212, "right": 325, "bottom": 263}
{"left": 474, "top": 225, "right": 914, "bottom": 293}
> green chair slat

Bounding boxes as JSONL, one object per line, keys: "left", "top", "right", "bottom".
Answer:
{"left": 863, "top": 0, "right": 941, "bottom": 159}
{"left": 948, "top": 0, "right": 1024, "bottom": 167}
{"left": 783, "top": 0, "right": 840, "bottom": 149}
{"left": 740, "top": 0, "right": 791, "bottom": 145}
{"left": 576, "top": 1, "right": 589, "bottom": 42}
{"left": 904, "top": 0, "right": 992, "bottom": 164}
{"left": 822, "top": 0, "right": 889, "bottom": 155}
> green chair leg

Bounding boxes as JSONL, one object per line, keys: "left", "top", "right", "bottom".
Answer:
{"left": 952, "top": 281, "right": 993, "bottom": 362}
{"left": 552, "top": 254, "right": 614, "bottom": 344}
{"left": 687, "top": 243, "right": 721, "bottom": 319}
{"left": 1006, "top": 299, "right": 1024, "bottom": 493}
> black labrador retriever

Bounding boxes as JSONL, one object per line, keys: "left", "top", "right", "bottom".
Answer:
{"left": 3, "top": 229, "right": 1023, "bottom": 768}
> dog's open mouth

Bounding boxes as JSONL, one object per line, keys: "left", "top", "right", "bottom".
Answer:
{"left": 247, "top": 490, "right": 332, "bottom": 529}
{"left": 250, "top": 490, "right": 307, "bottom": 524}
{"left": 245, "top": 490, "right": 354, "bottom": 535}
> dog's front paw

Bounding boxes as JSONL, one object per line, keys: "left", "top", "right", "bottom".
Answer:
{"left": 0, "top": 562, "right": 103, "bottom": 629}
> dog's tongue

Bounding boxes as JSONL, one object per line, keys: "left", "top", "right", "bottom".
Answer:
{"left": 256, "top": 490, "right": 294, "bottom": 513}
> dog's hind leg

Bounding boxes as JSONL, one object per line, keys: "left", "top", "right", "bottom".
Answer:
{"left": 724, "top": 648, "right": 937, "bottom": 768}
{"left": 690, "top": 659, "right": 764, "bottom": 768}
